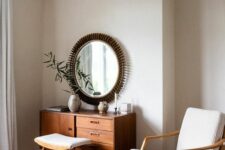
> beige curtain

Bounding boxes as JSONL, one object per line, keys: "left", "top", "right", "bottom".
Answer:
{"left": 0, "top": 0, "right": 18, "bottom": 150}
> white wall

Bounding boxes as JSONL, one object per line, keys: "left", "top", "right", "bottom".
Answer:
{"left": 13, "top": 0, "right": 43, "bottom": 149}
{"left": 175, "top": 0, "right": 225, "bottom": 127}
{"left": 12, "top": 0, "right": 177, "bottom": 149}
{"left": 41, "top": 0, "right": 164, "bottom": 149}
{"left": 13, "top": 0, "right": 225, "bottom": 149}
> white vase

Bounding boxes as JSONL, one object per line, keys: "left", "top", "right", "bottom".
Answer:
{"left": 98, "top": 101, "right": 109, "bottom": 114}
{"left": 68, "top": 94, "right": 81, "bottom": 112}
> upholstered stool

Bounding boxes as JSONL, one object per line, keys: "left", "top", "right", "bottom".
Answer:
{"left": 34, "top": 133, "right": 92, "bottom": 150}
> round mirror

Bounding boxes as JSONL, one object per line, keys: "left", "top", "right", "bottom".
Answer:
{"left": 69, "top": 33, "right": 127, "bottom": 105}
{"left": 75, "top": 41, "right": 119, "bottom": 97}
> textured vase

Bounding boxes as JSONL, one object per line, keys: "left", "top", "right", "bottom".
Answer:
{"left": 98, "top": 101, "right": 109, "bottom": 114}
{"left": 68, "top": 94, "right": 81, "bottom": 112}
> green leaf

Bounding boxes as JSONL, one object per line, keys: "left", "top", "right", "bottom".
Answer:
{"left": 43, "top": 60, "right": 51, "bottom": 63}
{"left": 60, "top": 70, "right": 66, "bottom": 74}
{"left": 85, "top": 74, "right": 90, "bottom": 77}
{"left": 81, "top": 72, "right": 86, "bottom": 78}
{"left": 59, "top": 76, "right": 62, "bottom": 82}
{"left": 59, "top": 65, "right": 67, "bottom": 70}
{"left": 76, "top": 57, "right": 80, "bottom": 70}
{"left": 85, "top": 81, "right": 89, "bottom": 88}
{"left": 71, "top": 84, "right": 79, "bottom": 88}
{"left": 57, "top": 61, "right": 64, "bottom": 66}
{"left": 55, "top": 74, "right": 59, "bottom": 81}
{"left": 74, "top": 89, "right": 79, "bottom": 93}
{"left": 78, "top": 72, "right": 82, "bottom": 80}
{"left": 89, "top": 82, "right": 93, "bottom": 87}
{"left": 63, "top": 89, "right": 71, "bottom": 94}
{"left": 49, "top": 52, "right": 53, "bottom": 60}
{"left": 55, "top": 73, "right": 62, "bottom": 82}
{"left": 88, "top": 87, "right": 94, "bottom": 91}
{"left": 56, "top": 64, "right": 61, "bottom": 73}
{"left": 47, "top": 64, "right": 53, "bottom": 68}
{"left": 53, "top": 55, "right": 56, "bottom": 65}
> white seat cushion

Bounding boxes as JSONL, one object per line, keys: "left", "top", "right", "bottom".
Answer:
{"left": 34, "top": 133, "right": 91, "bottom": 150}
{"left": 177, "top": 107, "right": 224, "bottom": 150}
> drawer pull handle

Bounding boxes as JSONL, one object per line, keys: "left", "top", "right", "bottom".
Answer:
{"left": 68, "top": 128, "right": 72, "bottom": 131}
{"left": 90, "top": 120, "right": 99, "bottom": 124}
{"left": 90, "top": 132, "right": 100, "bottom": 136}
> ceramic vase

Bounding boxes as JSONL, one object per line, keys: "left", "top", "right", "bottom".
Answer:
{"left": 98, "top": 101, "right": 109, "bottom": 114}
{"left": 68, "top": 94, "right": 81, "bottom": 112}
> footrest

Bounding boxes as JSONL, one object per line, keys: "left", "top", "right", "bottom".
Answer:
{"left": 34, "top": 133, "right": 91, "bottom": 150}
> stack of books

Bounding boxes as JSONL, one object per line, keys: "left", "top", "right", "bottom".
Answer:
{"left": 45, "top": 105, "right": 69, "bottom": 112}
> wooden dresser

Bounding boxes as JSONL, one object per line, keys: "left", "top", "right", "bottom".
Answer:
{"left": 40, "top": 110, "right": 136, "bottom": 150}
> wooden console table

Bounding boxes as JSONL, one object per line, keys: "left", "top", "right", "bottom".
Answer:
{"left": 40, "top": 110, "right": 136, "bottom": 150}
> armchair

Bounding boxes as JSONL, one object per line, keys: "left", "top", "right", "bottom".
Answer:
{"left": 140, "top": 108, "right": 225, "bottom": 150}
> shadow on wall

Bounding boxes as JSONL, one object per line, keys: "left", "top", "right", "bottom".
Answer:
{"left": 134, "top": 105, "right": 162, "bottom": 149}
{"left": 175, "top": 0, "right": 225, "bottom": 129}
{"left": 118, "top": 40, "right": 163, "bottom": 149}
{"left": 175, "top": 0, "right": 202, "bottom": 128}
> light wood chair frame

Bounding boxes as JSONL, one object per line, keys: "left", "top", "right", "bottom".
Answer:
{"left": 140, "top": 129, "right": 225, "bottom": 150}
{"left": 40, "top": 144, "right": 94, "bottom": 150}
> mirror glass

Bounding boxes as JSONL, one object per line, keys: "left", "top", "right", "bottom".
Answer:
{"left": 75, "top": 41, "right": 119, "bottom": 98}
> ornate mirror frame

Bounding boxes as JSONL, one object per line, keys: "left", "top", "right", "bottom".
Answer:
{"left": 69, "top": 33, "right": 127, "bottom": 105}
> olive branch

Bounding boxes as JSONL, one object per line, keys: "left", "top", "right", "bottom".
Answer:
{"left": 43, "top": 51, "right": 94, "bottom": 94}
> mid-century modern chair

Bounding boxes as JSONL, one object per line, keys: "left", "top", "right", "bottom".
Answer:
{"left": 34, "top": 133, "right": 92, "bottom": 150}
{"left": 140, "top": 107, "right": 225, "bottom": 150}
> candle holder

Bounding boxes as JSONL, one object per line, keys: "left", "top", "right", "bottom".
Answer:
{"left": 114, "top": 93, "right": 118, "bottom": 114}
{"left": 114, "top": 107, "right": 118, "bottom": 114}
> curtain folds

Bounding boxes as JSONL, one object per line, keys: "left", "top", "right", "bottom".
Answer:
{"left": 0, "top": 0, "right": 18, "bottom": 150}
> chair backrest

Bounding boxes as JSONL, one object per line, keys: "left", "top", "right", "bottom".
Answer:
{"left": 177, "top": 107, "right": 224, "bottom": 150}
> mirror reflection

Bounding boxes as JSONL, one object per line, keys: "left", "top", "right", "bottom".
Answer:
{"left": 75, "top": 41, "right": 119, "bottom": 97}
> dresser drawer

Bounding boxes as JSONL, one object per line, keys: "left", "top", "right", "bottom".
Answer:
{"left": 41, "top": 111, "right": 75, "bottom": 137}
{"left": 59, "top": 114, "right": 75, "bottom": 136}
{"left": 76, "top": 116, "right": 113, "bottom": 131}
{"left": 77, "top": 128, "right": 114, "bottom": 145}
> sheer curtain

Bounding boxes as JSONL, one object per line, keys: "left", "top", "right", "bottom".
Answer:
{"left": 0, "top": 0, "right": 18, "bottom": 150}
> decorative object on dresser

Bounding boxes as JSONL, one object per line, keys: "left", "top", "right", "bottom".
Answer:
{"left": 69, "top": 33, "right": 128, "bottom": 105}
{"left": 43, "top": 52, "right": 93, "bottom": 112}
{"left": 40, "top": 33, "right": 130, "bottom": 150}
{"left": 45, "top": 105, "right": 69, "bottom": 112}
{"left": 114, "top": 93, "right": 119, "bottom": 114}
{"left": 40, "top": 110, "right": 136, "bottom": 150}
{"left": 68, "top": 94, "right": 81, "bottom": 112}
{"left": 120, "top": 103, "right": 132, "bottom": 114}
{"left": 97, "top": 101, "right": 109, "bottom": 114}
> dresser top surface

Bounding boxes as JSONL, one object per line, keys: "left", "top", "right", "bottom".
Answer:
{"left": 41, "top": 109, "right": 135, "bottom": 119}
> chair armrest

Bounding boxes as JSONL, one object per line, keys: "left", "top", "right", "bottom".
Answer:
{"left": 184, "top": 138, "right": 225, "bottom": 150}
{"left": 140, "top": 130, "right": 179, "bottom": 150}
